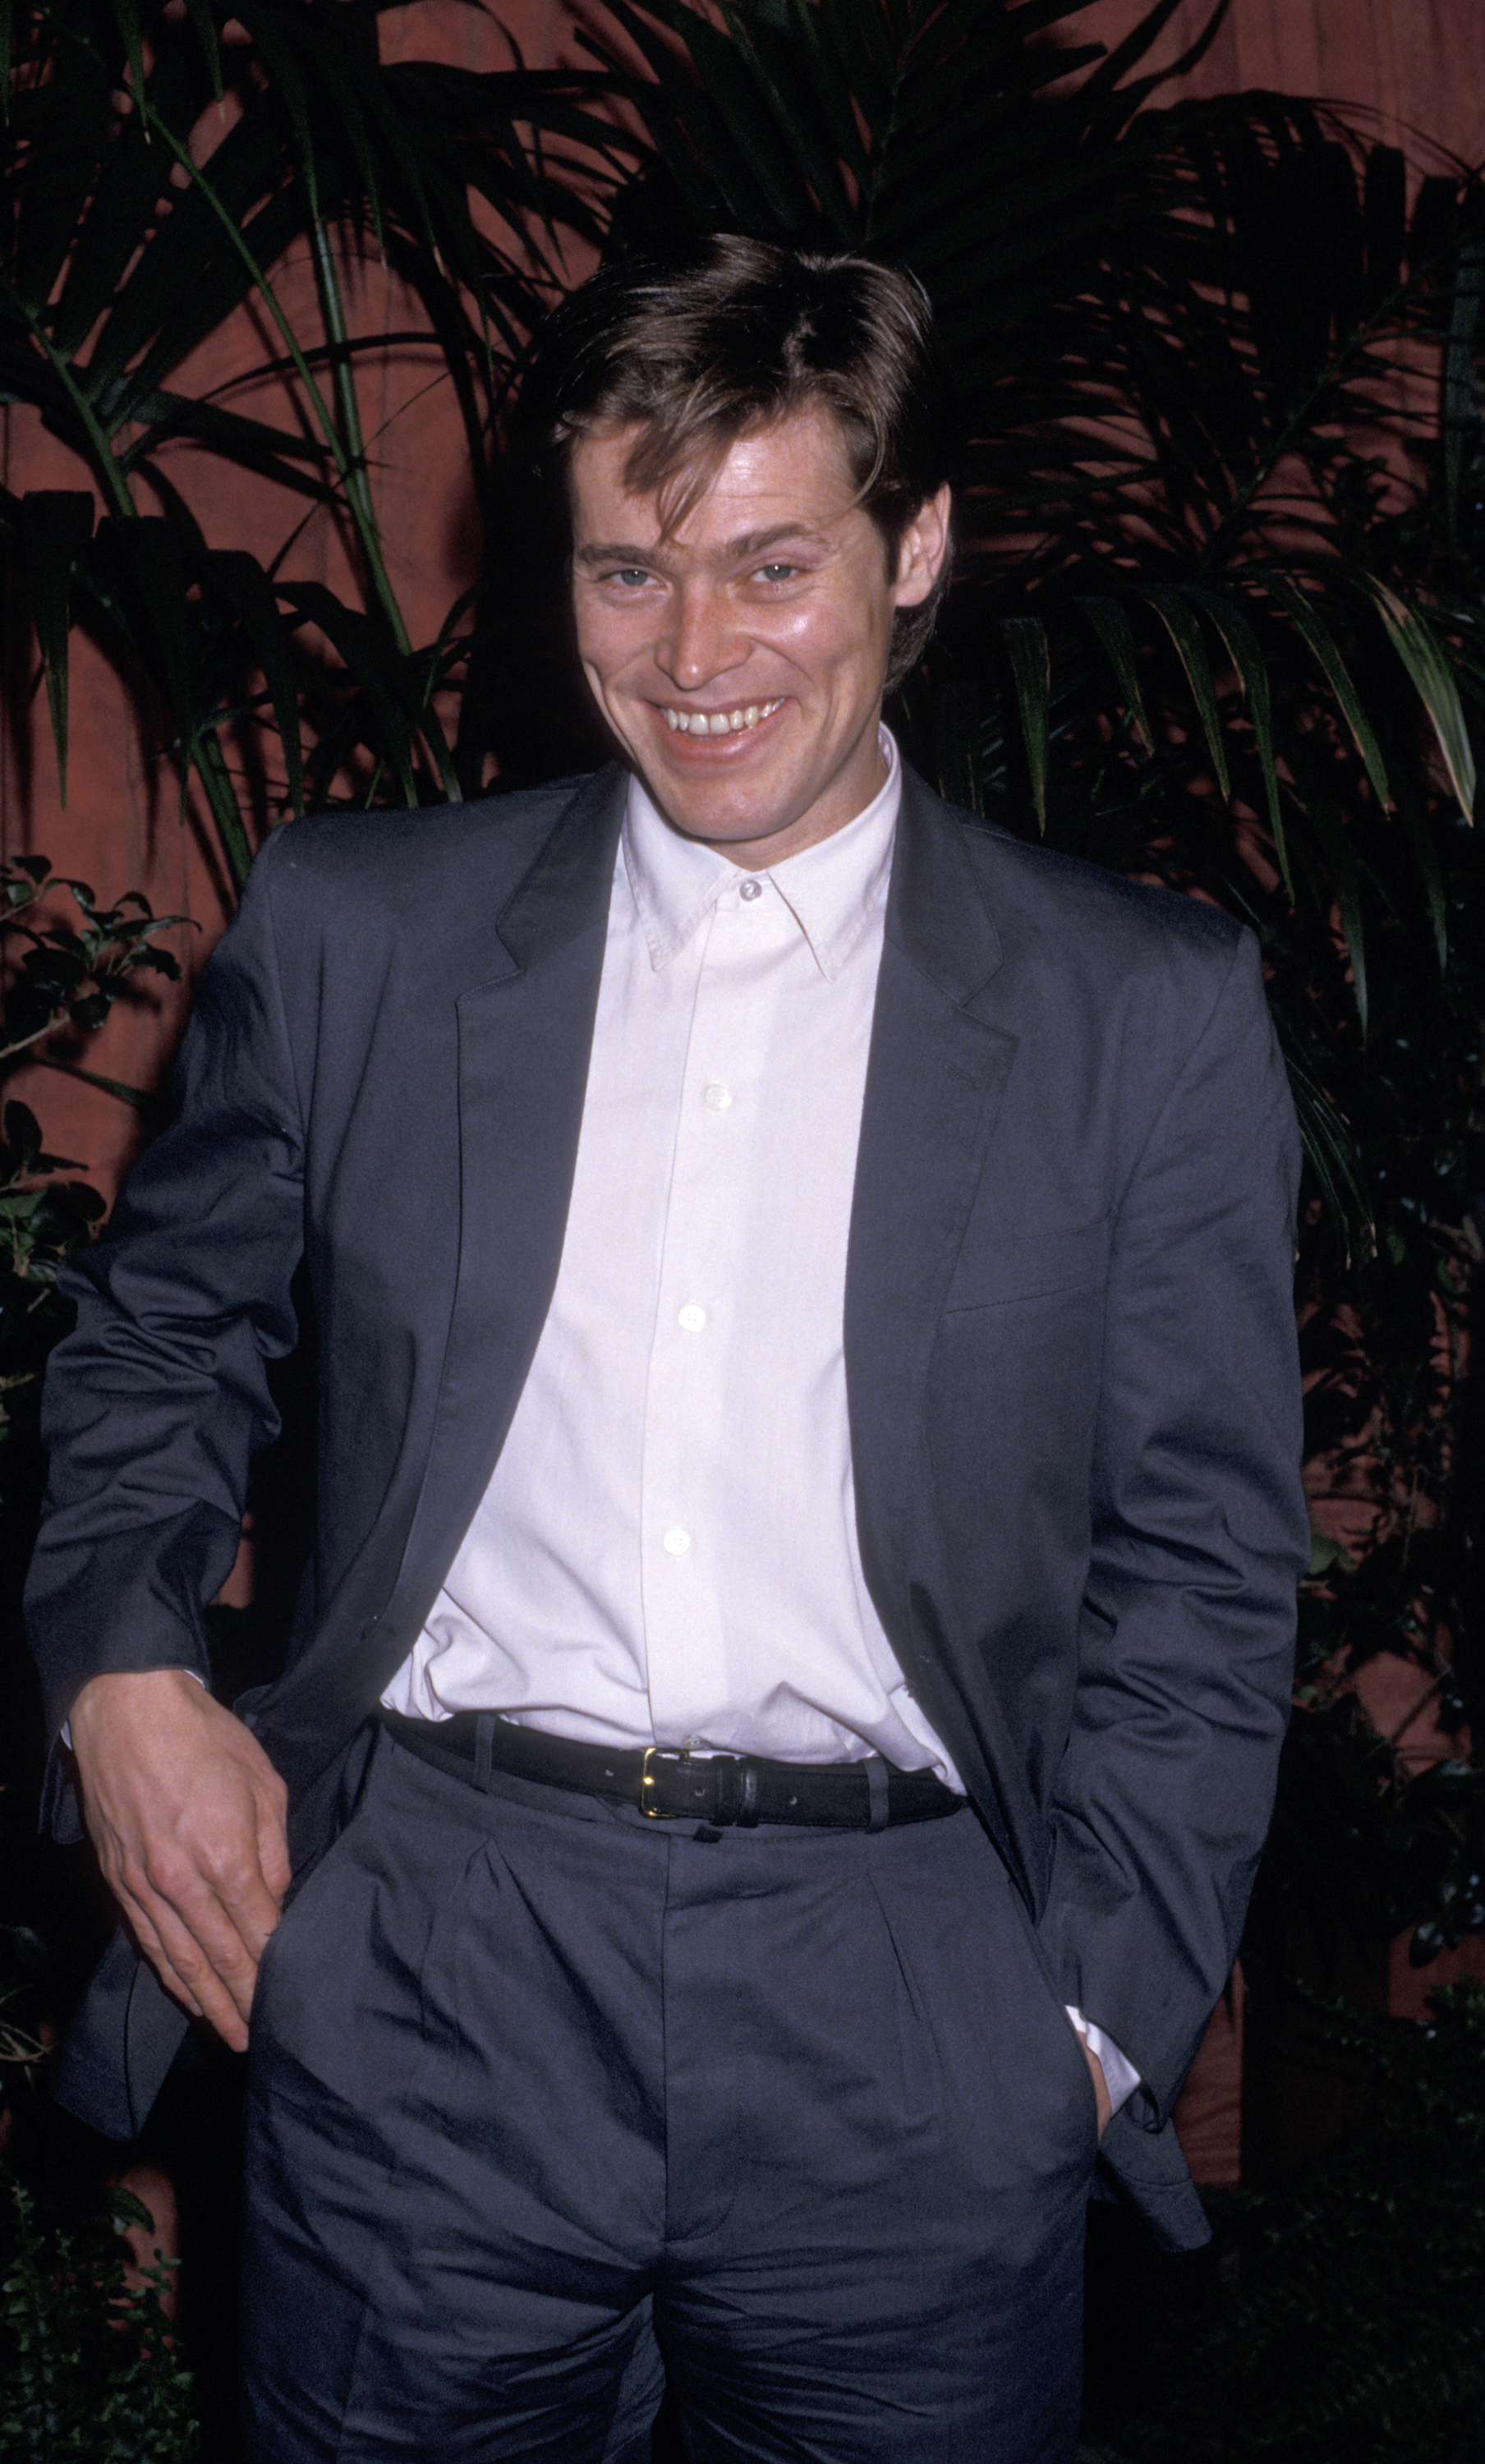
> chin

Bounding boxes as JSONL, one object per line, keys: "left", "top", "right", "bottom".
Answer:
{"left": 669, "top": 779, "right": 796, "bottom": 834}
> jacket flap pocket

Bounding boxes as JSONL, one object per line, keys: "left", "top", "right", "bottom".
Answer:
{"left": 945, "top": 1215, "right": 1110, "bottom": 1312}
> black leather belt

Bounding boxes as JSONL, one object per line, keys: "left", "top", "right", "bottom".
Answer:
{"left": 380, "top": 1710, "right": 963, "bottom": 1830}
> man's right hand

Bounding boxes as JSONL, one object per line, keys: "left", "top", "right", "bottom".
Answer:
{"left": 68, "top": 1667, "right": 291, "bottom": 2053}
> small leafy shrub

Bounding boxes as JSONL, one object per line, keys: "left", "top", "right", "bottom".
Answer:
{"left": 1, "top": 857, "right": 185, "bottom": 1532}
{"left": 0, "top": 1925, "right": 198, "bottom": 2464}
{"left": 0, "top": 2178, "right": 197, "bottom": 2464}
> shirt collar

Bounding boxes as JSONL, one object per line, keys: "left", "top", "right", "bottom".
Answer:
{"left": 622, "top": 727, "right": 901, "bottom": 981}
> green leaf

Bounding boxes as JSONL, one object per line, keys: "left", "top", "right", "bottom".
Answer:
{"left": 775, "top": 0, "right": 872, "bottom": 189}
{"left": 121, "top": 390, "right": 333, "bottom": 500}
{"left": 82, "top": 116, "right": 300, "bottom": 406}
{"left": 105, "top": 0, "right": 149, "bottom": 133}
{"left": 1145, "top": 587, "right": 1231, "bottom": 801}
{"left": 1366, "top": 579, "right": 1476, "bottom": 821}
{"left": 46, "top": 38, "right": 201, "bottom": 366}
{"left": 188, "top": 719, "right": 255, "bottom": 890}
{"left": 278, "top": 579, "right": 425, "bottom": 806}
{"left": 1304, "top": 786, "right": 1371, "bottom": 1041}
{"left": 206, "top": 548, "right": 306, "bottom": 820}
{"left": 181, "top": 0, "right": 224, "bottom": 104}
{"left": 1186, "top": 585, "right": 1290, "bottom": 893}
{"left": 1074, "top": 595, "right": 1153, "bottom": 752}
{"left": 1266, "top": 577, "right": 1392, "bottom": 813}
{"left": 715, "top": 2, "right": 857, "bottom": 241}
{"left": 99, "top": 515, "right": 200, "bottom": 736}
{"left": 7, "top": 44, "right": 117, "bottom": 307}
{"left": 1080, "top": 0, "right": 1226, "bottom": 105}
{"left": 13, "top": 491, "right": 95, "bottom": 804}
{"left": 1309, "top": 1526, "right": 1357, "bottom": 1578}
{"left": 998, "top": 615, "right": 1051, "bottom": 831}
{"left": 1276, "top": 1026, "right": 1374, "bottom": 1265}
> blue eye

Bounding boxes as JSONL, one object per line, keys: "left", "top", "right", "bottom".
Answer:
{"left": 758, "top": 563, "right": 796, "bottom": 582}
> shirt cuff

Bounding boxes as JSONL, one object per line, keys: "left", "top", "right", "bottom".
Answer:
{"left": 1064, "top": 2006, "right": 1141, "bottom": 2115}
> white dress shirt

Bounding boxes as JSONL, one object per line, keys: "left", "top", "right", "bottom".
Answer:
{"left": 385, "top": 730, "right": 954, "bottom": 1780}
{"left": 382, "top": 730, "right": 1138, "bottom": 2113}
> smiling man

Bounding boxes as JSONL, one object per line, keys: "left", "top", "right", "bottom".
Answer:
{"left": 28, "top": 236, "right": 1307, "bottom": 2463}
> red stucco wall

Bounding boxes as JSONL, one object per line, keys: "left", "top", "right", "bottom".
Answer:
{"left": 6, "top": 0, "right": 1479, "bottom": 1194}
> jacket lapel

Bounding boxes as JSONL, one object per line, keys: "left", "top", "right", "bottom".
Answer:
{"left": 376, "top": 766, "right": 626, "bottom": 1643}
{"left": 846, "top": 768, "right": 1020, "bottom": 1661}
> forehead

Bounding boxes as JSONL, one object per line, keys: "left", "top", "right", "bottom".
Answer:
{"left": 568, "top": 405, "right": 862, "bottom": 549}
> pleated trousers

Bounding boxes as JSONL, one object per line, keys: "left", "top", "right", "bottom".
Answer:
{"left": 241, "top": 1730, "right": 1097, "bottom": 2462}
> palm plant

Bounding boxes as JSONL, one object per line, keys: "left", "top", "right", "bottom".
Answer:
{"left": 1, "top": 0, "right": 641, "bottom": 879}
{"left": 3, "top": 0, "right": 1484, "bottom": 2025}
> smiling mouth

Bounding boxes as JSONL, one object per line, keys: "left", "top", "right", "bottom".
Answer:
{"left": 660, "top": 700, "right": 784, "bottom": 738}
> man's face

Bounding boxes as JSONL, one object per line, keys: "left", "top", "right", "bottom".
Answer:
{"left": 569, "top": 406, "right": 950, "bottom": 867}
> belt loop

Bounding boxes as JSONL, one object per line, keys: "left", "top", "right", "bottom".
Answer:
{"left": 737, "top": 1758, "right": 761, "bottom": 1828}
{"left": 475, "top": 1713, "right": 496, "bottom": 1791}
{"left": 865, "top": 1758, "right": 890, "bottom": 1832}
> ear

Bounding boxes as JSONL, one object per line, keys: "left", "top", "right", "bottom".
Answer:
{"left": 892, "top": 485, "right": 953, "bottom": 609}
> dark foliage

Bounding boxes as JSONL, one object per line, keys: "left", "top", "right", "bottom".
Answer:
{"left": 0, "top": 2163, "right": 196, "bottom": 2463}
{"left": 1083, "top": 1983, "right": 1485, "bottom": 2462}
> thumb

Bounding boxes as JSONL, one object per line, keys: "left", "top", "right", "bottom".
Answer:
{"left": 257, "top": 1794, "right": 292, "bottom": 1905}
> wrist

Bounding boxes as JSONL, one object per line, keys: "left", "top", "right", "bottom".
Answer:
{"left": 67, "top": 1665, "right": 211, "bottom": 1753}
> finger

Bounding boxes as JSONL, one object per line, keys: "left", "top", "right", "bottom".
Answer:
{"left": 114, "top": 1902, "right": 205, "bottom": 2023}
{"left": 117, "top": 1864, "right": 263, "bottom": 2036}
{"left": 110, "top": 1887, "right": 259, "bottom": 2046}
{"left": 198, "top": 1855, "right": 283, "bottom": 1965}
{"left": 255, "top": 1797, "right": 292, "bottom": 1909}
{"left": 117, "top": 1873, "right": 252, "bottom": 2020}
{"left": 94, "top": 1806, "right": 277, "bottom": 2022}
{"left": 150, "top": 1804, "right": 287, "bottom": 1961}
{"left": 144, "top": 1924, "right": 253, "bottom": 2051}
{"left": 1082, "top": 2044, "right": 1113, "bottom": 2140}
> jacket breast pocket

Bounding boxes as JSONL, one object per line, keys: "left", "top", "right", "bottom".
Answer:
{"left": 942, "top": 1213, "right": 1110, "bottom": 1313}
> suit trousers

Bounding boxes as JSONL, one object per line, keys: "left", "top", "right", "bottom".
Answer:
{"left": 240, "top": 1730, "right": 1098, "bottom": 2462}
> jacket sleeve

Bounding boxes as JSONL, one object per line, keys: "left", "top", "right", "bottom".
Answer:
{"left": 23, "top": 835, "right": 306, "bottom": 1747}
{"left": 1041, "top": 925, "right": 1308, "bottom": 2118}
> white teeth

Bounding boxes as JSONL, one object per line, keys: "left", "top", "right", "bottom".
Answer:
{"left": 662, "top": 700, "right": 782, "bottom": 737}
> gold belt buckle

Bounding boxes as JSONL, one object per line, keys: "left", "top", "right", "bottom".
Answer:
{"left": 638, "top": 1744, "right": 674, "bottom": 1818}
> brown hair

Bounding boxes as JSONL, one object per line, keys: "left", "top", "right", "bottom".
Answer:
{"left": 523, "top": 233, "right": 956, "bottom": 692}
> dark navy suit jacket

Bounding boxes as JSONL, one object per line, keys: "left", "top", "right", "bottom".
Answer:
{"left": 25, "top": 762, "right": 1308, "bottom": 2246}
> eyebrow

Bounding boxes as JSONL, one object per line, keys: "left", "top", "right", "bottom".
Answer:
{"left": 572, "top": 521, "right": 825, "bottom": 570}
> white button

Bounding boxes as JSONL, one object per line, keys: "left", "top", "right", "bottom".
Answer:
{"left": 738, "top": 877, "right": 763, "bottom": 901}
{"left": 662, "top": 1528, "right": 692, "bottom": 1557}
{"left": 703, "top": 1083, "right": 732, "bottom": 1111}
{"left": 677, "top": 1303, "right": 706, "bottom": 1333}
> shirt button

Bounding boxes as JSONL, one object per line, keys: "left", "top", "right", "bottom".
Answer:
{"left": 662, "top": 1528, "right": 692, "bottom": 1557}
{"left": 703, "top": 1083, "right": 733, "bottom": 1111}
{"left": 738, "top": 877, "right": 763, "bottom": 901}
{"left": 677, "top": 1303, "right": 706, "bottom": 1333}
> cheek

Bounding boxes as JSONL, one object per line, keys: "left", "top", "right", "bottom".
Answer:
{"left": 764, "top": 599, "right": 883, "bottom": 683}
{"left": 573, "top": 600, "right": 646, "bottom": 687}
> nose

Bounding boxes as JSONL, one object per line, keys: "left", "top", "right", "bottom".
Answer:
{"left": 656, "top": 580, "right": 748, "bottom": 693}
